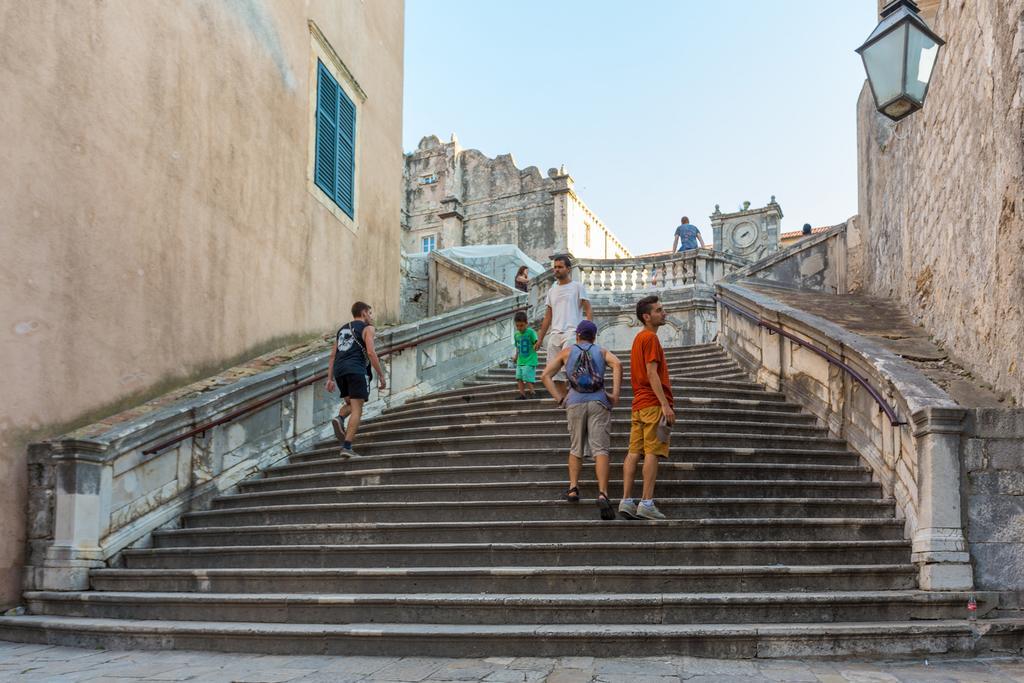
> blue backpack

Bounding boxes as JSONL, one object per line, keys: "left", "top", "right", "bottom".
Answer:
{"left": 568, "top": 344, "right": 604, "bottom": 393}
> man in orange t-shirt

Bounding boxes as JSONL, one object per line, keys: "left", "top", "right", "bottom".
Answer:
{"left": 618, "top": 295, "right": 675, "bottom": 521}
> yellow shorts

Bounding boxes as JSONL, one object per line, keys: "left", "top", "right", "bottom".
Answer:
{"left": 628, "top": 405, "right": 670, "bottom": 458}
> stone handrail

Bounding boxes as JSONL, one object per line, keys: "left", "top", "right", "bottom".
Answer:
{"left": 25, "top": 294, "right": 526, "bottom": 592}
{"left": 528, "top": 250, "right": 746, "bottom": 317}
{"left": 716, "top": 281, "right": 973, "bottom": 591}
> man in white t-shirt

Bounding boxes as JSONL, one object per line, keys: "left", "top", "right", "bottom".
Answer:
{"left": 535, "top": 254, "right": 592, "bottom": 387}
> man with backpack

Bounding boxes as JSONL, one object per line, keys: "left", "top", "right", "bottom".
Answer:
{"left": 540, "top": 320, "right": 623, "bottom": 520}
{"left": 326, "top": 301, "right": 386, "bottom": 456}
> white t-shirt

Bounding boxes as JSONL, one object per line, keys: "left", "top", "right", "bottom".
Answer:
{"left": 545, "top": 280, "right": 589, "bottom": 333}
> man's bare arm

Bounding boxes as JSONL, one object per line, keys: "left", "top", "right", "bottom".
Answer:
{"left": 535, "top": 307, "right": 552, "bottom": 350}
{"left": 604, "top": 350, "right": 622, "bottom": 406}
{"left": 363, "top": 326, "right": 387, "bottom": 389}
{"left": 582, "top": 298, "right": 593, "bottom": 321}
{"left": 540, "top": 348, "right": 570, "bottom": 404}
{"left": 645, "top": 360, "right": 676, "bottom": 424}
{"left": 672, "top": 235, "right": 679, "bottom": 252}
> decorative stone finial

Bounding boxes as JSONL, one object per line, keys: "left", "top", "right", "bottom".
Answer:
{"left": 713, "top": 204, "right": 721, "bottom": 214}
{"left": 742, "top": 200, "right": 751, "bottom": 211}
{"left": 770, "top": 195, "right": 776, "bottom": 204}
{"left": 450, "top": 132, "right": 459, "bottom": 144}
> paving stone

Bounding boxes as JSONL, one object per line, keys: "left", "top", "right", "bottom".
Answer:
{"left": 594, "top": 657, "right": 678, "bottom": 676}
{"left": 594, "top": 674, "right": 680, "bottom": 683}
{"left": 507, "top": 657, "right": 555, "bottom": 672}
{"left": 557, "top": 657, "right": 595, "bottom": 670}
{"left": 368, "top": 658, "right": 446, "bottom": 682}
{"left": 545, "top": 668, "right": 594, "bottom": 683}
{"left": 482, "top": 669, "right": 531, "bottom": 682}
{"left": 483, "top": 657, "right": 516, "bottom": 666}
{"left": 835, "top": 669, "right": 900, "bottom": 683}
{"left": 755, "top": 661, "right": 819, "bottom": 682}
{"left": 228, "top": 669, "right": 318, "bottom": 683}
{"left": 680, "top": 657, "right": 758, "bottom": 677}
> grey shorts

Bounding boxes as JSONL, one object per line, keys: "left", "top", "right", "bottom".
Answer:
{"left": 567, "top": 400, "right": 611, "bottom": 459}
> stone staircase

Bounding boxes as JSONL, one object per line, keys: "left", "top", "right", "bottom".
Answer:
{"left": 1, "top": 343, "right": 1002, "bottom": 657}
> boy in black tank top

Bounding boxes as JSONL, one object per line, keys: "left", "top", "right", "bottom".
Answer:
{"left": 326, "top": 301, "right": 386, "bottom": 456}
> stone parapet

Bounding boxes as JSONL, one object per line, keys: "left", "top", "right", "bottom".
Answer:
{"left": 24, "top": 294, "right": 526, "bottom": 592}
{"left": 716, "top": 280, "right": 973, "bottom": 590}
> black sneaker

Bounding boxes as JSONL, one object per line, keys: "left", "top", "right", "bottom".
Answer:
{"left": 597, "top": 493, "right": 615, "bottom": 521}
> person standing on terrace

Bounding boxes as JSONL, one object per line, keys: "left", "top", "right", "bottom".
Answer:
{"left": 534, "top": 254, "right": 592, "bottom": 392}
{"left": 672, "top": 216, "right": 706, "bottom": 252}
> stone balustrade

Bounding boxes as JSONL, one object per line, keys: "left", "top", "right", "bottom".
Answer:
{"left": 528, "top": 250, "right": 746, "bottom": 316}
{"left": 716, "top": 281, "right": 974, "bottom": 591}
{"left": 24, "top": 294, "right": 526, "bottom": 592}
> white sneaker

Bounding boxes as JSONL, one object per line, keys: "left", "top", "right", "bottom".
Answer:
{"left": 637, "top": 501, "right": 666, "bottom": 520}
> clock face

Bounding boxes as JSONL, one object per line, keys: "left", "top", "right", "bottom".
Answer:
{"left": 732, "top": 221, "right": 758, "bottom": 249}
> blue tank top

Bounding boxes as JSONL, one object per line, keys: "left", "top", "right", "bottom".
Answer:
{"left": 566, "top": 343, "right": 610, "bottom": 408}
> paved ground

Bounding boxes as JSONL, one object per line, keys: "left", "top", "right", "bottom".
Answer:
{"left": 2, "top": 642, "right": 1023, "bottom": 682}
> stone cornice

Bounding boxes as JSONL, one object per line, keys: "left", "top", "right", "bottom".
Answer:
{"left": 912, "top": 406, "right": 968, "bottom": 437}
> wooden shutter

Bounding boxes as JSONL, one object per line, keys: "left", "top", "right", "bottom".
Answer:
{"left": 314, "top": 61, "right": 339, "bottom": 201}
{"left": 336, "top": 86, "right": 356, "bottom": 218}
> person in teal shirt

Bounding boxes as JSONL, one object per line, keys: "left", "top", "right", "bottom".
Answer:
{"left": 513, "top": 311, "right": 538, "bottom": 400}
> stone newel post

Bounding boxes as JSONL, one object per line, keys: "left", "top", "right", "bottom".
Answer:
{"left": 38, "top": 441, "right": 111, "bottom": 590}
{"left": 911, "top": 406, "right": 974, "bottom": 590}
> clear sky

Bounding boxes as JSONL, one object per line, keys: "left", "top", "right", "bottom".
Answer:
{"left": 403, "top": 1, "right": 878, "bottom": 256}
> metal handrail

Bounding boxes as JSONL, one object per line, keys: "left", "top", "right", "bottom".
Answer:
{"left": 142, "top": 304, "right": 528, "bottom": 455}
{"left": 715, "top": 294, "right": 906, "bottom": 426}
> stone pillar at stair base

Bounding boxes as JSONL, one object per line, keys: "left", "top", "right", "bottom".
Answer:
{"left": 911, "top": 407, "right": 973, "bottom": 591}
{"left": 34, "top": 444, "right": 110, "bottom": 590}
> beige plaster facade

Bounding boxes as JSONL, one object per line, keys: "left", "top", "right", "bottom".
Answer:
{"left": 403, "top": 135, "right": 630, "bottom": 264}
{"left": 855, "top": 0, "right": 1024, "bottom": 406}
{"left": 0, "top": 0, "right": 404, "bottom": 608}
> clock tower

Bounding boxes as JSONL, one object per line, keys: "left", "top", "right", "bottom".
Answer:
{"left": 710, "top": 197, "right": 783, "bottom": 262}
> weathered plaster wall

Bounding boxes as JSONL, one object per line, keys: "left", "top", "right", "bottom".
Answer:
{"left": 403, "top": 136, "right": 629, "bottom": 264}
{"left": 0, "top": 0, "right": 404, "bottom": 608}
{"left": 856, "top": 0, "right": 1024, "bottom": 405}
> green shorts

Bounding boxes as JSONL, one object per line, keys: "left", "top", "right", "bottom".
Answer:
{"left": 515, "top": 364, "right": 537, "bottom": 382}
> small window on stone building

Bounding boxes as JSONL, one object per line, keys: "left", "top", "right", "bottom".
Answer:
{"left": 422, "top": 235, "right": 437, "bottom": 253}
{"left": 314, "top": 60, "right": 356, "bottom": 219}
{"left": 584, "top": 223, "right": 592, "bottom": 247}
{"left": 419, "top": 174, "right": 437, "bottom": 185}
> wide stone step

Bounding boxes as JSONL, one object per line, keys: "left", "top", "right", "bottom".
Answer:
{"left": 151, "top": 518, "right": 907, "bottom": 548}
{"left": 347, "top": 421, "right": 833, "bottom": 449}
{"left": 479, "top": 363, "right": 746, "bottom": 380}
{"left": 90, "top": 564, "right": 919, "bottom": 594}
{"left": 497, "top": 355, "right": 736, "bottom": 371}
{"left": 23, "top": 590, "right": 986, "bottom": 626}
{"left": 181, "top": 498, "right": 897, "bottom": 527}
{"left": 122, "top": 540, "right": 913, "bottom": 569}
{"left": 378, "top": 397, "right": 807, "bottom": 423}
{"left": 5, "top": 615, "right": 1019, "bottom": 658}
{"left": 213, "top": 480, "right": 883, "bottom": 509}
{"left": 264, "top": 447, "right": 864, "bottom": 478}
{"left": 302, "top": 433, "right": 852, "bottom": 460}
{"left": 360, "top": 407, "right": 818, "bottom": 435}
{"left": 242, "top": 462, "right": 873, "bottom": 494}
{"left": 407, "top": 381, "right": 782, "bottom": 408}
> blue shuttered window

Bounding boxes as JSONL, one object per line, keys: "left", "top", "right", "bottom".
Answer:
{"left": 314, "top": 60, "right": 356, "bottom": 218}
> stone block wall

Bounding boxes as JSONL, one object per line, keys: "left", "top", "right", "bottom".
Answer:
{"left": 963, "top": 409, "right": 1024, "bottom": 593}
{"left": 403, "top": 135, "right": 629, "bottom": 264}
{"left": 856, "top": 0, "right": 1024, "bottom": 405}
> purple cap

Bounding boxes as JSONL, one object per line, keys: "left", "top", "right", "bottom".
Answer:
{"left": 575, "top": 320, "right": 598, "bottom": 337}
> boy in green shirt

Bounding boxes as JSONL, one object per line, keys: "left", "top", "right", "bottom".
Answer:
{"left": 513, "top": 311, "right": 538, "bottom": 400}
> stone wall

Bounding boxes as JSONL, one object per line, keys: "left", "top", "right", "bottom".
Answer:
{"left": 856, "top": 0, "right": 1024, "bottom": 405}
{"left": 427, "top": 252, "right": 512, "bottom": 316}
{"left": 403, "top": 136, "right": 630, "bottom": 264}
{"left": 963, "top": 409, "right": 1024, "bottom": 593}
{"left": 0, "top": 0, "right": 405, "bottom": 609}
{"left": 730, "top": 224, "right": 849, "bottom": 294}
